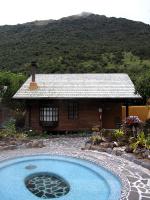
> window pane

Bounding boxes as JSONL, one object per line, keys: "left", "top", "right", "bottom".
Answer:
{"left": 68, "top": 102, "right": 78, "bottom": 120}
{"left": 40, "top": 106, "right": 58, "bottom": 122}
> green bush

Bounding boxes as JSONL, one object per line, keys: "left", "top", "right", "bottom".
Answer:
{"left": 130, "top": 132, "right": 150, "bottom": 152}
{"left": 90, "top": 135, "right": 103, "bottom": 145}
{"left": 114, "top": 129, "right": 124, "bottom": 139}
{"left": 0, "top": 119, "right": 27, "bottom": 139}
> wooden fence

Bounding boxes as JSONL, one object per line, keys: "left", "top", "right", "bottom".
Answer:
{"left": 122, "top": 106, "right": 150, "bottom": 122}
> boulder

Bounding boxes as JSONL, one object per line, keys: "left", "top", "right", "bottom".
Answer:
{"left": 113, "top": 147, "right": 126, "bottom": 156}
{"left": 1, "top": 145, "right": 17, "bottom": 150}
{"left": 115, "top": 150, "right": 123, "bottom": 156}
{"left": 32, "top": 140, "right": 44, "bottom": 148}
{"left": 26, "top": 142, "right": 33, "bottom": 148}
{"left": 113, "top": 141, "right": 119, "bottom": 147}
{"left": 106, "top": 148, "right": 112, "bottom": 154}
{"left": 0, "top": 142, "right": 6, "bottom": 146}
{"left": 125, "top": 146, "right": 133, "bottom": 153}
{"left": 9, "top": 141, "right": 17, "bottom": 145}
{"left": 141, "top": 150, "right": 149, "bottom": 159}
{"left": 100, "top": 142, "right": 111, "bottom": 148}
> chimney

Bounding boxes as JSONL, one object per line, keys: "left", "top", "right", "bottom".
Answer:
{"left": 29, "top": 61, "right": 38, "bottom": 90}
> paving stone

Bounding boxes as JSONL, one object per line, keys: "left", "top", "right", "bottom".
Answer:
{"left": 128, "top": 191, "right": 139, "bottom": 200}
{"left": 141, "top": 193, "right": 150, "bottom": 197}
{"left": 142, "top": 180, "right": 148, "bottom": 184}
{"left": 140, "top": 173, "right": 150, "bottom": 179}
{"left": 122, "top": 154, "right": 135, "bottom": 161}
{"left": 131, "top": 187, "right": 138, "bottom": 192}
{"left": 141, "top": 162, "right": 150, "bottom": 170}
{"left": 134, "top": 159, "right": 143, "bottom": 165}
{"left": 139, "top": 187, "right": 146, "bottom": 192}
{"left": 141, "top": 197, "right": 150, "bottom": 200}
{"left": 127, "top": 176, "right": 138, "bottom": 183}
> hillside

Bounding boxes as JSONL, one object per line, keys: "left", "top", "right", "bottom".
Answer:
{"left": 0, "top": 13, "right": 150, "bottom": 73}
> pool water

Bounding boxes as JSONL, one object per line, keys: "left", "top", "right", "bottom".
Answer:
{"left": 0, "top": 155, "right": 121, "bottom": 200}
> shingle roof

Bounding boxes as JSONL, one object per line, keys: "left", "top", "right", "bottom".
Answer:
{"left": 13, "top": 73, "right": 140, "bottom": 99}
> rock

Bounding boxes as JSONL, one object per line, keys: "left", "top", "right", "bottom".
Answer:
{"left": 32, "top": 140, "right": 40, "bottom": 148}
{"left": 9, "top": 145, "right": 17, "bottom": 150}
{"left": 9, "top": 141, "right": 17, "bottom": 145}
{"left": 21, "top": 139, "right": 30, "bottom": 143}
{"left": 0, "top": 145, "right": 17, "bottom": 150}
{"left": 100, "top": 142, "right": 112, "bottom": 148}
{"left": 84, "top": 143, "right": 91, "bottom": 149}
{"left": 118, "top": 141, "right": 126, "bottom": 146}
{"left": 141, "top": 162, "right": 150, "bottom": 170}
{"left": 134, "top": 159, "right": 142, "bottom": 165}
{"left": 125, "top": 146, "right": 133, "bottom": 153}
{"left": 90, "top": 145, "right": 107, "bottom": 152}
{"left": 101, "top": 137, "right": 107, "bottom": 142}
{"left": 26, "top": 142, "right": 33, "bottom": 148}
{"left": 141, "top": 150, "right": 149, "bottom": 159}
{"left": 32, "top": 140, "right": 44, "bottom": 148}
{"left": 98, "top": 148, "right": 107, "bottom": 152}
{"left": 19, "top": 143, "right": 26, "bottom": 149}
{"left": 112, "top": 149, "right": 117, "bottom": 155}
{"left": 0, "top": 142, "right": 6, "bottom": 146}
{"left": 113, "top": 141, "right": 119, "bottom": 147}
{"left": 106, "top": 148, "right": 112, "bottom": 154}
{"left": 0, "top": 146, "right": 10, "bottom": 150}
{"left": 115, "top": 150, "right": 123, "bottom": 156}
{"left": 128, "top": 191, "right": 139, "bottom": 200}
{"left": 122, "top": 154, "right": 136, "bottom": 161}
{"left": 38, "top": 140, "right": 45, "bottom": 148}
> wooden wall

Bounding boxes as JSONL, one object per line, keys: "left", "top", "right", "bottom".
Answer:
{"left": 26, "top": 99, "right": 122, "bottom": 132}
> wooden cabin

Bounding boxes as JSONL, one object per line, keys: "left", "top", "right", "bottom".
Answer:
{"left": 13, "top": 72, "right": 140, "bottom": 132}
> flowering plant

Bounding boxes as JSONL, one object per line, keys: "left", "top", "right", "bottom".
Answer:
{"left": 125, "top": 116, "right": 141, "bottom": 126}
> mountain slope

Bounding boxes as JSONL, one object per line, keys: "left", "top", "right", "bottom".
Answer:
{"left": 0, "top": 13, "right": 150, "bottom": 72}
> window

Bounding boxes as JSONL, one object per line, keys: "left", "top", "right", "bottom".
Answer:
{"left": 40, "top": 106, "right": 58, "bottom": 122}
{"left": 68, "top": 102, "right": 78, "bottom": 120}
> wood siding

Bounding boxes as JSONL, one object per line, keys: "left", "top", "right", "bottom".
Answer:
{"left": 26, "top": 99, "right": 122, "bottom": 132}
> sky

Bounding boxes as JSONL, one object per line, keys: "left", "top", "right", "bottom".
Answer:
{"left": 0, "top": 0, "right": 149, "bottom": 25}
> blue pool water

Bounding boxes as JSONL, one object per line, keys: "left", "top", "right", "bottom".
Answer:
{"left": 0, "top": 155, "right": 121, "bottom": 200}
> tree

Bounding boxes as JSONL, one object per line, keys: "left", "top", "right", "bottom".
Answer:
{"left": 135, "top": 72, "right": 150, "bottom": 103}
{"left": 0, "top": 71, "right": 26, "bottom": 109}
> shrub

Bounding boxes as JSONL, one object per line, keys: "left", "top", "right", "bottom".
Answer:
{"left": 145, "top": 135, "right": 150, "bottom": 150}
{"left": 0, "top": 119, "right": 27, "bottom": 139}
{"left": 90, "top": 135, "right": 103, "bottom": 145}
{"left": 3, "top": 119, "right": 16, "bottom": 135}
{"left": 123, "top": 116, "right": 143, "bottom": 137}
{"left": 144, "top": 119, "right": 150, "bottom": 136}
{"left": 130, "top": 132, "right": 150, "bottom": 152}
{"left": 114, "top": 129, "right": 124, "bottom": 137}
{"left": 114, "top": 129, "right": 125, "bottom": 141}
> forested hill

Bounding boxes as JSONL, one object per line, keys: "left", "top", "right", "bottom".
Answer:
{"left": 0, "top": 13, "right": 150, "bottom": 73}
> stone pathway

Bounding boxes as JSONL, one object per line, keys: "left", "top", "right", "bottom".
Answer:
{"left": 0, "top": 137, "right": 149, "bottom": 200}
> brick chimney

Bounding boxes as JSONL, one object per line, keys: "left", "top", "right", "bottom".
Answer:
{"left": 29, "top": 61, "right": 38, "bottom": 90}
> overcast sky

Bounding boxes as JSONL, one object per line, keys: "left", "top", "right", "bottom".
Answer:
{"left": 0, "top": 0, "right": 149, "bottom": 25}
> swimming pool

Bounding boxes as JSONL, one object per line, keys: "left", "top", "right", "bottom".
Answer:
{"left": 0, "top": 155, "right": 121, "bottom": 200}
